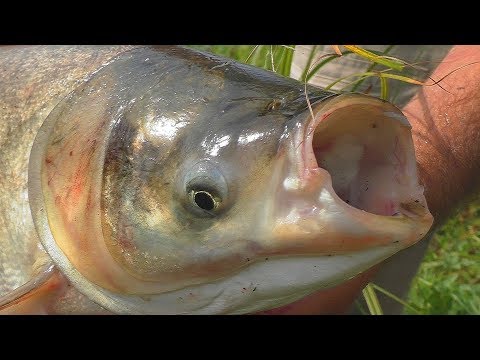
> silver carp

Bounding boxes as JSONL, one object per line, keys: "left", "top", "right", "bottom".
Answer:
{"left": 0, "top": 46, "right": 433, "bottom": 314}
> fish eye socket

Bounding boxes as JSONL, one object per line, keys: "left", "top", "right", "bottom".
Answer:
{"left": 190, "top": 190, "right": 219, "bottom": 211}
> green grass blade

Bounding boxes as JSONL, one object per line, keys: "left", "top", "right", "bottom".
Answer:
{"left": 300, "top": 46, "right": 318, "bottom": 82}
{"left": 377, "top": 72, "right": 425, "bottom": 85}
{"left": 299, "top": 46, "right": 397, "bottom": 85}
{"left": 245, "top": 45, "right": 260, "bottom": 64}
{"left": 380, "top": 75, "right": 389, "bottom": 100}
{"left": 305, "top": 51, "right": 354, "bottom": 82}
{"left": 270, "top": 45, "right": 276, "bottom": 72}
{"left": 327, "top": 71, "right": 426, "bottom": 92}
{"left": 324, "top": 72, "right": 372, "bottom": 91}
{"left": 370, "top": 283, "right": 422, "bottom": 314}
{"left": 362, "top": 283, "right": 383, "bottom": 315}
{"left": 337, "top": 76, "right": 376, "bottom": 93}
{"left": 344, "top": 45, "right": 405, "bottom": 71}
{"left": 351, "top": 45, "right": 395, "bottom": 93}
{"left": 278, "top": 45, "right": 295, "bottom": 77}
{"left": 305, "top": 54, "right": 339, "bottom": 82}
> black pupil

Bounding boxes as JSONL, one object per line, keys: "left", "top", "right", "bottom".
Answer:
{"left": 194, "top": 191, "right": 215, "bottom": 211}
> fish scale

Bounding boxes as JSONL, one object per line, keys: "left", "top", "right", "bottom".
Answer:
{"left": 0, "top": 45, "right": 133, "bottom": 302}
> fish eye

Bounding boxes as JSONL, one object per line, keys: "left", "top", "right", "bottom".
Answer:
{"left": 190, "top": 190, "right": 218, "bottom": 211}
{"left": 183, "top": 161, "right": 228, "bottom": 216}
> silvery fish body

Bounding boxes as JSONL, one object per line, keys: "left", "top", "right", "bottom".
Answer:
{"left": 0, "top": 46, "right": 433, "bottom": 314}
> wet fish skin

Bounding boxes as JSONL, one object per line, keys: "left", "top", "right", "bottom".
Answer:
{"left": 0, "top": 46, "right": 134, "bottom": 312}
{"left": 1, "top": 45, "right": 330, "bottom": 313}
{"left": 0, "top": 46, "right": 432, "bottom": 314}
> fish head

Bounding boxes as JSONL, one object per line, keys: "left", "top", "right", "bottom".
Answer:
{"left": 28, "top": 46, "right": 433, "bottom": 314}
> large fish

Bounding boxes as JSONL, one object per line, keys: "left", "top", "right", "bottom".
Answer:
{"left": 0, "top": 46, "right": 433, "bottom": 314}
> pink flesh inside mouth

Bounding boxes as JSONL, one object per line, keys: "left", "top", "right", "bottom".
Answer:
{"left": 303, "top": 103, "right": 414, "bottom": 217}
{"left": 254, "top": 102, "right": 418, "bottom": 315}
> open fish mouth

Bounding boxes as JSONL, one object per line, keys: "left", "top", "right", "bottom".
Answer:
{"left": 306, "top": 94, "right": 420, "bottom": 218}
{"left": 267, "top": 93, "right": 432, "bottom": 255}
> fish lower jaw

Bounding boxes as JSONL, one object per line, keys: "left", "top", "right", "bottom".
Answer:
{"left": 79, "top": 244, "right": 401, "bottom": 314}
{"left": 207, "top": 244, "right": 402, "bottom": 314}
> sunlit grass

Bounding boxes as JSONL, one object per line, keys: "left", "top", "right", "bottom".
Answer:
{"left": 189, "top": 45, "right": 480, "bottom": 315}
{"left": 406, "top": 199, "right": 480, "bottom": 314}
{"left": 191, "top": 45, "right": 295, "bottom": 75}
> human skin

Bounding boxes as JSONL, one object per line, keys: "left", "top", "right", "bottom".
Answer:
{"left": 262, "top": 45, "right": 480, "bottom": 314}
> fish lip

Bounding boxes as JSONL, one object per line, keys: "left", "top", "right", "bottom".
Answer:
{"left": 301, "top": 99, "right": 334, "bottom": 172}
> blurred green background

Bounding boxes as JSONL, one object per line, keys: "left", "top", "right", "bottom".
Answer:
{"left": 190, "top": 45, "right": 480, "bottom": 314}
